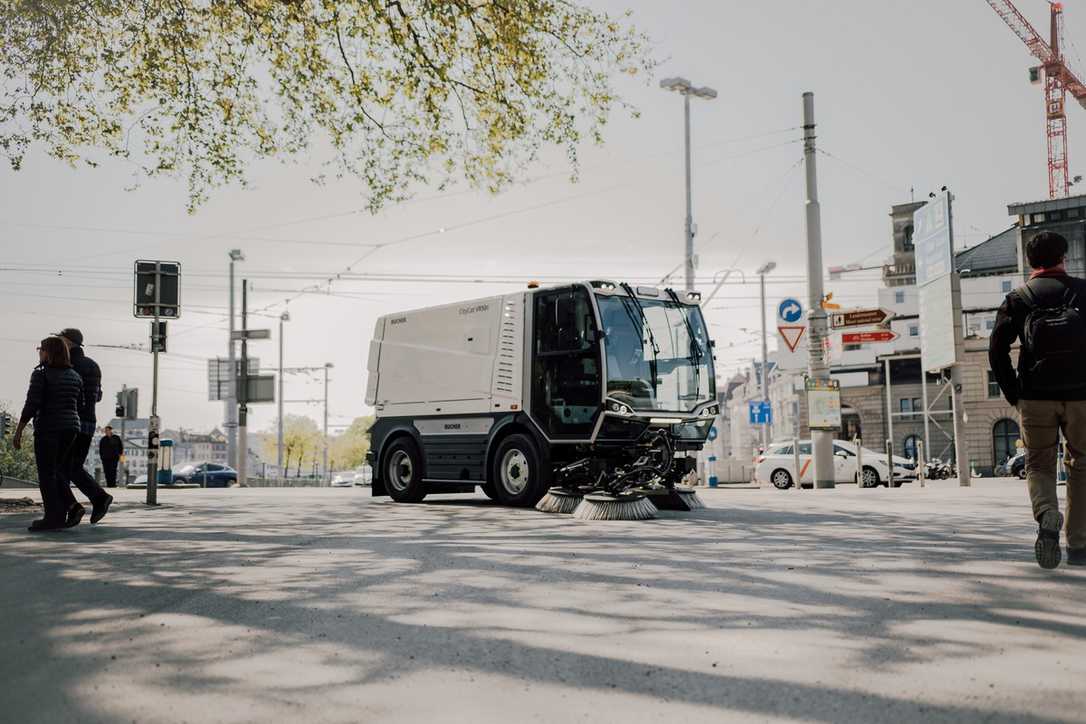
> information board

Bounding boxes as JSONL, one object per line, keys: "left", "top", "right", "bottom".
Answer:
{"left": 806, "top": 378, "right": 842, "bottom": 430}
{"left": 913, "top": 192, "right": 958, "bottom": 371}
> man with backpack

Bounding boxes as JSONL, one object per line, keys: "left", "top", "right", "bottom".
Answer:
{"left": 990, "top": 231, "right": 1086, "bottom": 569}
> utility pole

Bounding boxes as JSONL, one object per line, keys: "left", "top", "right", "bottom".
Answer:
{"left": 278, "top": 311, "right": 289, "bottom": 481}
{"left": 227, "top": 249, "right": 244, "bottom": 470}
{"left": 802, "top": 92, "right": 835, "bottom": 489}
{"left": 238, "top": 279, "right": 249, "bottom": 487}
{"left": 148, "top": 312, "right": 160, "bottom": 506}
{"left": 323, "top": 362, "right": 333, "bottom": 483}
{"left": 660, "top": 77, "right": 717, "bottom": 292}
{"left": 757, "top": 262, "right": 776, "bottom": 449}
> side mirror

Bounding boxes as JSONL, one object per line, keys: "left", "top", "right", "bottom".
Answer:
{"left": 835, "top": 450, "right": 848, "bottom": 458}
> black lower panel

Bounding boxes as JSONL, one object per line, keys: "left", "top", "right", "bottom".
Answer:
{"left": 422, "top": 435, "right": 488, "bottom": 481}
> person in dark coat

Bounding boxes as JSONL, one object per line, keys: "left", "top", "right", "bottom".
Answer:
{"left": 12, "top": 336, "right": 85, "bottom": 531}
{"left": 98, "top": 425, "right": 123, "bottom": 488}
{"left": 989, "top": 231, "right": 1086, "bottom": 569}
{"left": 57, "top": 328, "right": 112, "bottom": 524}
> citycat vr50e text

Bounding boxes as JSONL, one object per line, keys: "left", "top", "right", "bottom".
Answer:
{"left": 364, "top": 280, "right": 718, "bottom": 510}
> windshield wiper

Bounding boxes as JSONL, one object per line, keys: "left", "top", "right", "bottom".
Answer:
{"left": 665, "top": 288, "right": 703, "bottom": 400}
{"left": 619, "top": 283, "right": 659, "bottom": 397}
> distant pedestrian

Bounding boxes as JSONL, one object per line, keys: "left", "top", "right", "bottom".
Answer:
{"left": 98, "top": 425, "right": 123, "bottom": 488}
{"left": 12, "top": 337, "right": 84, "bottom": 532}
{"left": 57, "top": 329, "right": 113, "bottom": 524}
{"left": 990, "top": 231, "right": 1086, "bottom": 569}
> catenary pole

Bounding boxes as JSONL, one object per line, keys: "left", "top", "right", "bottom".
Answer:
{"left": 323, "top": 363, "right": 333, "bottom": 483}
{"left": 277, "top": 311, "right": 288, "bottom": 480}
{"left": 803, "top": 92, "right": 835, "bottom": 489}
{"left": 226, "top": 250, "right": 242, "bottom": 469}
{"left": 683, "top": 92, "right": 694, "bottom": 292}
{"left": 238, "top": 279, "right": 249, "bottom": 487}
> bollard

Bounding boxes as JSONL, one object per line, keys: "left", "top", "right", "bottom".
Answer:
{"left": 855, "top": 436, "right": 864, "bottom": 487}
{"left": 918, "top": 440, "right": 926, "bottom": 488}
{"left": 886, "top": 439, "right": 895, "bottom": 488}
{"left": 792, "top": 438, "right": 802, "bottom": 490}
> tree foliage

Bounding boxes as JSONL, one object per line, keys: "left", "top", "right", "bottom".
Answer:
{"left": 329, "top": 415, "right": 373, "bottom": 471}
{"left": 1, "top": 1, "right": 653, "bottom": 211}
{"left": 0, "top": 403, "right": 37, "bottom": 482}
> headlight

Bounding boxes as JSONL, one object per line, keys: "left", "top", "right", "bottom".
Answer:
{"left": 700, "top": 405, "right": 719, "bottom": 417}
{"left": 607, "top": 401, "right": 633, "bottom": 415}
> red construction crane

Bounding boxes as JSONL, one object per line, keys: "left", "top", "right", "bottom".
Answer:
{"left": 987, "top": 1, "right": 1086, "bottom": 198}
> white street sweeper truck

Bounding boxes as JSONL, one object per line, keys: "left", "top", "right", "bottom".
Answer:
{"left": 364, "top": 280, "right": 719, "bottom": 514}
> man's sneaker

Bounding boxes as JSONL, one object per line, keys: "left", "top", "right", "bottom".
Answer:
{"left": 65, "top": 503, "right": 85, "bottom": 528}
{"left": 1036, "top": 509, "right": 1064, "bottom": 569}
{"left": 1067, "top": 547, "right": 1086, "bottom": 566}
{"left": 90, "top": 494, "right": 113, "bottom": 525}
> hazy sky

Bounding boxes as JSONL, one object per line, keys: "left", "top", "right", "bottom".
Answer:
{"left": 0, "top": 0, "right": 1076, "bottom": 435}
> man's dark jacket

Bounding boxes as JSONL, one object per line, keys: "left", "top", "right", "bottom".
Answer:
{"left": 988, "top": 272, "right": 1086, "bottom": 405}
{"left": 69, "top": 346, "right": 101, "bottom": 435}
{"left": 99, "top": 434, "right": 123, "bottom": 461}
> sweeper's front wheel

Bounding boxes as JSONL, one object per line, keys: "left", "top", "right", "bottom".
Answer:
{"left": 490, "top": 434, "right": 548, "bottom": 507}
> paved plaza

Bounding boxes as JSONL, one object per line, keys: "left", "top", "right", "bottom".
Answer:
{"left": 1, "top": 480, "right": 1083, "bottom": 723}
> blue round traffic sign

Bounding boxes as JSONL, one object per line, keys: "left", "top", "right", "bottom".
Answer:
{"left": 778, "top": 298, "right": 803, "bottom": 323}
{"left": 708, "top": 425, "right": 718, "bottom": 441}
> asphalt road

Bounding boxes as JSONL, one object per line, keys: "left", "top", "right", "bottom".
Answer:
{"left": 1, "top": 480, "right": 1083, "bottom": 723}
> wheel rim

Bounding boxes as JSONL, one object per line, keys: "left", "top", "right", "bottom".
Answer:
{"left": 772, "top": 470, "right": 791, "bottom": 489}
{"left": 387, "top": 450, "right": 413, "bottom": 492}
{"left": 863, "top": 468, "right": 878, "bottom": 487}
{"left": 500, "top": 449, "right": 530, "bottom": 495}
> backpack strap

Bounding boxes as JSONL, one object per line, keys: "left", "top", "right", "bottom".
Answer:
{"left": 1019, "top": 280, "right": 1041, "bottom": 310}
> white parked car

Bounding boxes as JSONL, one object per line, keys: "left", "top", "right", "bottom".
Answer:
{"left": 353, "top": 465, "right": 373, "bottom": 487}
{"left": 330, "top": 472, "right": 356, "bottom": 488}
{"left": 755, "top": 439, "right": 917, "bottom": 490}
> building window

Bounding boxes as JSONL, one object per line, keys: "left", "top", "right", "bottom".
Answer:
{"left": 1001, "top": 279, "right": 1012, "bottom": 293}
{"left": 909, "top": 325, "right": 919, "bottom": 337}
{"left": 903, "top": 224, "right": 915, "bottom": 252}
{"left": 903, "top": 435, "right": 920, "bottom": 461}
{"left": 986, "top": 319, "right": 996, "bottom": 331}
{"left": 913, "top": 398, "right": 922, "bottom": 412}
{"left": 900, "top": 398, "right": 913, "bottom": 414}
{"left": 993, "top": 419, "right": 1021, "bottom": 467}
{"left": 1069, "top": 208, "right": 1081, "bottom": 219}
{"left": 895, "top": 290, "right": 905, "bottom": 304}
{"left": 987, "top": 370, "right": 1001, "bottom": 398}
{"left": 1032, "top": 212, "right": 1046, "bottom": 224}
{"left": 1050, "top": 210, "right": 1064, "bottom": 222}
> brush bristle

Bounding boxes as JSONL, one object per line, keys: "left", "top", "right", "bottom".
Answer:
{"left": 535, "top": 488, "right": 583, "bottom": 514}
{"left": 572, "top": 494, "right": 657, "bottom": 521}
{"left": 676, "top": 489, "right": 705, "bottom": 511}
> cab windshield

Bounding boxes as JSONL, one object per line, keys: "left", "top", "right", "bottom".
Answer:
{"left": 596, "top": 293, "right": 716, "bottom": 413}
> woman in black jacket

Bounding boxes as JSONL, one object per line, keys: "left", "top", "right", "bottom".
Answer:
{"left": 13, "top": 336, "right": 85, "bottom": 532}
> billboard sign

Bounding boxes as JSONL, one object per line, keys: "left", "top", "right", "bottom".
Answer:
{"left": 913, "top": 192, "right": 958, "bottom": 371}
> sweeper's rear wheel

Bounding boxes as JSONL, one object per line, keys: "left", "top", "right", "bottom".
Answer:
{"left": 490, "top": 434, "right": 548, "bottom": 507}
{"left": 385, "top": 437, "right": 427, "bottom": 503}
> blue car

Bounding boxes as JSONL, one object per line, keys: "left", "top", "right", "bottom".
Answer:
{"left": 173, "top": 462, "right": 237, "bottom": 487}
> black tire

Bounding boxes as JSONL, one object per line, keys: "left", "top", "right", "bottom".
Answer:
{"left": 1017, "top": 466, "right": 1027, "bottom": 480}
{"left": 384, "top": 437, "right": 427, "bottom": 503}
{"left": 480, "top": 481, "right": 500, "bottom": 501}
{"left": 770, "top": 468, "right": 793, "bottom": 490}
{"left": 860, "top": 466, "right": 881, "bottom": 488}
{"left": 490, "top": 434, "right": 548, "bottom": 507}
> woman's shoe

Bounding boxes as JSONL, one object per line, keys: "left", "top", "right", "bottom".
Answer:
{"left": 65, "top": 503, "right": 86, "bottom": 528}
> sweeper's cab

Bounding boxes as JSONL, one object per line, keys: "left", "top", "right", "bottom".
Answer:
{"left": 365, "top": 280, "right": 718, "bottom": 507}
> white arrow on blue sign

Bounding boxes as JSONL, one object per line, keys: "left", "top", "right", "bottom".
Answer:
{"left": 777, "top": 298, "right": 803, "bottom": 324}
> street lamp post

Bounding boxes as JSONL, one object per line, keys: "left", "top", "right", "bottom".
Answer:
{"left": 323, "top": 362, "right": 334, "bottom": 484}
{"left": 277, "top": 311, "right": 290, "bottom": 480}
{"left": 660, "top": 77, "right": 717, "bottom": 292}
{"left": 756, "top": 261, "right": 777, "bottom": 450}
{"left": 227, "top": 249, "right": 244, "bottom": 470}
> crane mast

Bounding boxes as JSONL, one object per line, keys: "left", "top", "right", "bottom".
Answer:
{"left": 987, "top": 1, "right": 1086, "bottom": 198}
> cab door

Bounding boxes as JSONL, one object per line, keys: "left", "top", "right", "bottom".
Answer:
{"left": 530, "top": 286, "right": 603, "bottom": 439}
{"left": 833, "top": 443, "right": 858, "bottom": 483}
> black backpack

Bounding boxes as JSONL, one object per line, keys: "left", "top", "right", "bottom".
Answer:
{"left": 1020, "top": 280, "right": 1086, "bottom": 391}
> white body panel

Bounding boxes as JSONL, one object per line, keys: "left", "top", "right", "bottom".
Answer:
{"left": 366, "top": 293, "right": 526, "bottom": 417}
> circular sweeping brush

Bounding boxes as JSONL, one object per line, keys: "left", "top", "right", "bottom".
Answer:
{"left": 535, "top": 487, "right": 583, "bottom": 514}
{"left": 572, "top": 492, "right": 657, "bottom": 521}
